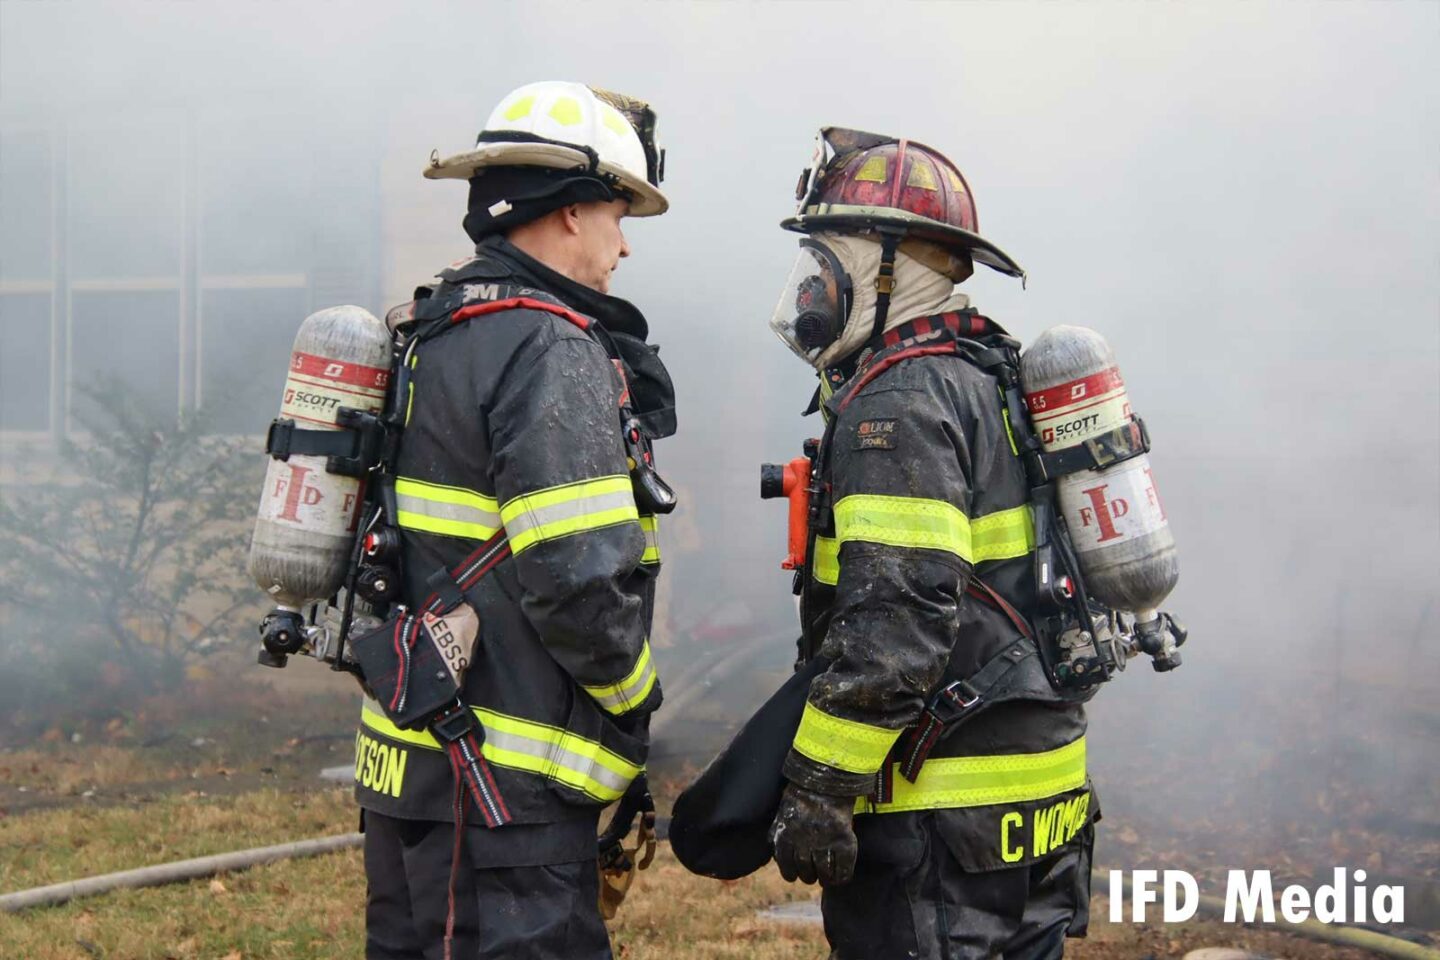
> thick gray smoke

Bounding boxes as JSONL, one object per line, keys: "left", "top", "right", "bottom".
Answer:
{"left": 3, "top": 0, "right": 1436, "bottom": 893}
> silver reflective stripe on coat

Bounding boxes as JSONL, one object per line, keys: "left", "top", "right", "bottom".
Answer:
{"left": 394, "top": 477, "right": 502, "bottom": 540}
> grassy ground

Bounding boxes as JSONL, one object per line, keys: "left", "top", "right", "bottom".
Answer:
{"left": 0, "top": 785, "right": 1399, "bottom": 960}
{"left": 0, "top": 662, "right": 1427, "bottom": 959}
{"left": 0, "top": 785, "right": 829, "bottom": 960}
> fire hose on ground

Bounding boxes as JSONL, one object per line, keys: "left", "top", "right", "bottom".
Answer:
{"left": 0, "top": 833, "right": 362, "bottom": 913}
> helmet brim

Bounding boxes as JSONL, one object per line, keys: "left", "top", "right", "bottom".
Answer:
{"left": 781, "top": 208, "right": 1024, "bottom": 280}
{"left": 425, "top": 141, "right": 668, "bottom": 216}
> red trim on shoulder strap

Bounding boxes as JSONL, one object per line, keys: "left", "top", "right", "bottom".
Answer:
{"left": 836, "top": 343, "right": 957, "bottom": 413}
{"left": 965, "top": 579, "right": 1035, "bottom": 639}
{"left": 450, "top": 297, "right": 591, "bottom": 330}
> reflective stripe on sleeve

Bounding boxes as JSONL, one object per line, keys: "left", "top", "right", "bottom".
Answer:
{"left": 830, "top": 495, "right": 1034, "bottom": 566}
{"left": 580, "top": 638, "right": 658, "bottom": 716}
{"left": 359, "top": 702, "right": 640, "bottom": 803}
{"left": 395, "top": 477, "right": 501, "bottom": 540}
{"left": 857, "top": 735, "right": 1086, "bottom": 814}
{"left": 500, "top": 475, "right": 638, "bottom": 555}
{"left": 638, "top": 514, "right": 660, "bottom": 564}
{"left": 812, "top": 536, "right": 840, "bottom": 586}
{"left": 834, "top": 493, "right": 971, "bottom": 557}
{"left": 792, "top": 701, "right": 904, "bottom": 775}
{"left": 971, "top": 505, "right": 1036, "bottom": 562}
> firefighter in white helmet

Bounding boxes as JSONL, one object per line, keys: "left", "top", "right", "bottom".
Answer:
{"left": 357, "top": 81, "right": 674, "bottom": 960}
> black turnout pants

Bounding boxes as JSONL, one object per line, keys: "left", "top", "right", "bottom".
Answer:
{"left": 821, "top": 812, "right": 1093, "bottom": 960}
{"left": 363, "top": 810, "right": 612, "bottom": 960}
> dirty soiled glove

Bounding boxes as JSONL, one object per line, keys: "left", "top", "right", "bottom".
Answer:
{"left": 768, "top": 782, "right": 858, "bottom": 886}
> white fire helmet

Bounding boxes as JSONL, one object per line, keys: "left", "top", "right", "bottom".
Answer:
{"left": 425, "top": 81, "right": 668, "bottom": 217}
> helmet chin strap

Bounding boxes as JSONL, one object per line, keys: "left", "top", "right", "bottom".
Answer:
{"left": 870, "top": 229, "right": 904, "bottom": 341}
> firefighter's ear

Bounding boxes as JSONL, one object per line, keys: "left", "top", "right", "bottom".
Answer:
{"left": 558, "top": 203, "right": 585, "bottom": 236}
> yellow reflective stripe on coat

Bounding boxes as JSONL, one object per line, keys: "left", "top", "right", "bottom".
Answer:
{"left": 581, "top": 639, "right": 658, "bottom": 716}
{"left": 359, "top": 703, "right": 639, "bottom": 803}
{"left": 832, "top": 495, "right": 1034, "bottom": 565}
{"left": 857, "top": 736, "right": 1087, "bottom": 814}
{"left": 971, "top": 505, "right": 1035, "bottom": 561}
{"left": 793, "top": 702, "right": 904, "bottom": 775}
{"left": 812, "top": 536, "right": 840, "bottom": 585}
{"left": 404, "top": 353, "right": 419, "bottom": 427}
{"left": 500, "top": 475, "right": 638, "bottom": 555}
{"left": 834, "top": 494, "right": 970, "bottom": 557}
{"left": 395, "top": 477, "right": 501, "bottom": 540}
{"left": 638, "top": 514, "right": 660, "bottom": 564}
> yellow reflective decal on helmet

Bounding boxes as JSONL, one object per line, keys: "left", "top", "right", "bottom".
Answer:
{"left": 548, "top": 96, "right": 583, "bottom": 126}
{"left": 600, "top": 104, "right": 629, "bottom": 136}
{"left": 502, "top": 95, "right": 535, "bottom": 122}
{"left": 907, "top": 161, "right": 939, "bottom": 191}
{"left": 854, "top": 155, "right": 888, "bottom": 183}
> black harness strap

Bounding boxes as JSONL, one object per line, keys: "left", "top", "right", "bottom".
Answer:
{"left": 890, "top": 578, "right": 1051, "bottom": 785}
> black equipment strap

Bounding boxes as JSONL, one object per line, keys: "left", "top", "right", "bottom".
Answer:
{"left": 420, "top": 527, "right": 513, "bottom": 617}
{"left": 425, "top": 567, "right": 467, "bottom": 615}
{"left": 265, "top": 418, "right": 358, "bottom": 460}
{"left": 1033, "top": 417, "right": 1151, "bottom": 482}
{"left": 437, "top": 702, "right": 511, "bottom": 960}
{"left": 266, "top": 408, "right": 388, "bottom": 479}
{"left": 868, "top": 230, "right": 903, "bottom": 341}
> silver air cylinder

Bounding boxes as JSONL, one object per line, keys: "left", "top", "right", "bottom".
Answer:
{"left": 248, "top": 305, "right": 392, "bottom": 611}
{"left": 1020, "top": 325, "right": 1178, "bottom": 621}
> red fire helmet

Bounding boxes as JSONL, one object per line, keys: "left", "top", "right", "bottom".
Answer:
{"left": 783, "top": 127, "right": 1024, "bottom": 280}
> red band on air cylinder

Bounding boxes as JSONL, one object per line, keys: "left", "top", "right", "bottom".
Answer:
{"left": 1023, "top": 366, "right": 1125, "bottom": 414}
{"left": 288, "top": 352, "right": 391, "bottom": 390}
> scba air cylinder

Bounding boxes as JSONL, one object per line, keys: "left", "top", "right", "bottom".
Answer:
{"left": 248, "top": 305, "right": 392, "bottom": 611}
{"left": 1020, "top": 325, "right": 1178, "bottom": 619}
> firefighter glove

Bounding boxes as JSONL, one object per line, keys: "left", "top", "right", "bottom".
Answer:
{"left": 769, "top": 782, "right": 858, "bottom": 886}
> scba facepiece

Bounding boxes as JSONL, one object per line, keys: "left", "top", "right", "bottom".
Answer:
{"left": 768, "top": 238, "right": 854, "bottom": 363}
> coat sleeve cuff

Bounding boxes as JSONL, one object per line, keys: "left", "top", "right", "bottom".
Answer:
{"left": 783, "top": 748, "right": 878, "bottom": 797}
{"left": 578, "top": 638, "right": 660, "bottom": 717}
{"left": 791, "top": 701, "right": 903, "bottom": 774}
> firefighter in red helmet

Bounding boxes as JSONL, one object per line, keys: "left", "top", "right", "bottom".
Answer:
{"left": 766, "top": 128, "right": 1097, "bottom": 958}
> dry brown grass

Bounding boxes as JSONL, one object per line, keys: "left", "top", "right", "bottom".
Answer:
{"left": 613, "top": 851, "right": 824, "bottom": 959}
{"left": 0, "top": 786, "right": 827, "bottom": 960}
{"left": 0, "top": 745, "right": 180, "bottom": 796}
{"left": 0, "top": 788, "right": 348, "bottom": 896}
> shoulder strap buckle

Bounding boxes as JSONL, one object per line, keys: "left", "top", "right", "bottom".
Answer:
{"left": 895, "top": 633, "right": 1040, "bottom": 783}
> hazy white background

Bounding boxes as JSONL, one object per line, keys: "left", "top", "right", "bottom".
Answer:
{"left": 3, "top": 0, "right": 1437, "bottom": 852}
